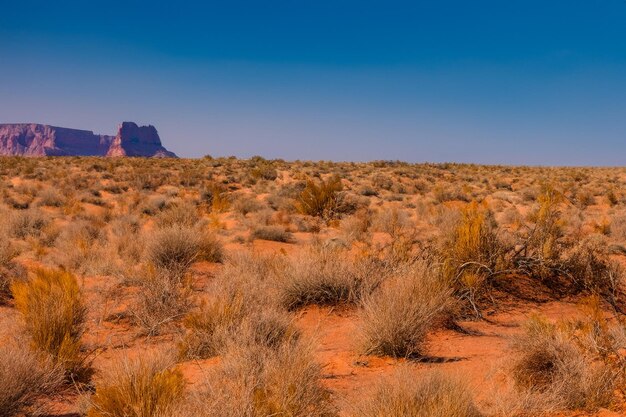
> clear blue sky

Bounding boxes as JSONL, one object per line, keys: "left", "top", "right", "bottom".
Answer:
{"left": 1, "top": 0, "right": 626, "bottom": 164}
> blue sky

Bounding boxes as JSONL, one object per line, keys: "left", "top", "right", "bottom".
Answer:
{"left": 1, "top": 0, "right": 626, "bottom": 164}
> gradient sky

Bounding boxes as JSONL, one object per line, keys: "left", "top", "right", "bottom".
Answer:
{"left": 1, "top": 1, "right": 626, "bottom": 164}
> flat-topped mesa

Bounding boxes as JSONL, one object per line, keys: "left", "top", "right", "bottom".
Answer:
{"left": 0, "top": 122, "right": 177, "bottom": 157}
{"left": 106, "top": 122, "right": 177, "bottom": 158}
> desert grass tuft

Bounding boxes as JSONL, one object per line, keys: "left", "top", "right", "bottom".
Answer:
{"left": 359, "top": 261, "right": 454, "bottom": 358}
{"left": 278, "top": 246, "right": 387, "bottom": 310}
{"left": 0, "top": 339, "right": 63, "bottom": 417}
{"left": 507, "top": 314, "right": 621, "bottom": 413}
{"left": 353, "top": 368, "right": 482, "bottom": 417}
{"left": 11, "top": 268, "right": 90, "bottom": 381}
{"left": 179, "top": 337, "right": 335, "bottom": 417}
{"left": 88, "top": 352, "right": 185, "bottom": 417}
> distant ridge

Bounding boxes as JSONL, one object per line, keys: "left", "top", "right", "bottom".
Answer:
{"left": 0, "top": 122, "right": 176, "bottom": 157}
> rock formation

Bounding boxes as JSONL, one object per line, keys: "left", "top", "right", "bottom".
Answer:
{"left": 106, "top": 122, "right": 176, "bottom": 157}
{"left": 0, "top": 122, "right": 176, "bottom": 157}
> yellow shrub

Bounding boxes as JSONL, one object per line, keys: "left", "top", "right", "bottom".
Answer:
{"left": 296, "top": 176, "right": 343, "bottom": 220}
{"left": 441, "top": 201, "right": 503, "bottom": 316}
{"left": 88, "top": 354, "right": 184, "bottom": 417}
{"left": 11, "top": 268, "right": 87, "bottom": 379}
{"left": 527, "top": 184, "right": 565, "bottom": 261}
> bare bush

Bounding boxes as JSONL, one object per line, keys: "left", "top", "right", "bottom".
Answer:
{"left": 179, "top": 252, "right": 294, "bottom": 359}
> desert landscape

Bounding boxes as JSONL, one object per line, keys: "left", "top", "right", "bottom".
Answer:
{"left": 3, "top": 1, "right": 626, "bottom": 415}
{"left": 2, "top": 155, "right": 626, "bottom": 416}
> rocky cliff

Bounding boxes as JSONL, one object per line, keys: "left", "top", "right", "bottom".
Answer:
{"left": 106, "top": 122, "right": 176, "bottom": 157}
{"left": 0, "top": 122, "right": 176, "bottom": 157}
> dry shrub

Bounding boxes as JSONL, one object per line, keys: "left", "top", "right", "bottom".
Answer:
{"left": 88, "top": 352, "right": 185, "bottom": 417}
{"left": 278, "top": 246, "right": 387, "bottom": 310}
{"left": 179, "top": 302, "right": 297, "bottom": 360}
{"left": 296, "top": 176, "right": 343, "bottom": 220}
{"left": 201, "top": 183, "right": 230, "bottom": 213}
{"left": 179, "top": 338, "right": 335, "bottom": 417}
{"left": 179, "top": 252, "right": 294, "bottom": 359}
{"left": 145, "top": 225, "right": 223, "bottom": 276}
{"left": 7, "top": 208, "right": 48, "bottom": 238}
{"left": 37, "top": 186, "right": 66, "bottom": 207}
{"left": 251, "top": 225, "right": 294, "bottom": 243}
{"left": 11, "top": 268, "right": 89, "bottom": 380}
{"left": 439, "top": 201, "right": 505, "bottom": 317}
{"left": 507, "top": 314, "right": 621, "bottom": 413}
{"left": 359, "top": 261, "right": 454, "bottom": 358}
{"left": 154, "top": 201, "right": 199, "bottom": 228}
{"left": 340, "top": 208, "right": 372, "bottom": 243}
{"left": 0, "top": 339, "right": 63, "bottom": 417}
{"left": 561, "top": 235, "right": 624, "bottom": 304}
{"left": 132, "top": 225, "right": 223, "bottom": 335}
{"left": 132, "top": 266, "right": 193, "bottom": 336}
{"left": 0, "top": 237, "right": 23, "bottom": 303}
{"left": 53, "top": 220, "right": 118, "bottom": 275}
{"left": 517, "top": 185, "right": 566, "bottom": 272}
{"left": 353, "top": 368, "right": 481, "bottom": 417}
{"left": 518, "top": 188, "right": 623, "bottom": 301}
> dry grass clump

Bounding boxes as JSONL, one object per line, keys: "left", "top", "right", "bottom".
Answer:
{"left": 0, "top": 237, "right": 23, "bottom": 303}
{"left": 561, "top": 235, "right": 624, "bottom": 304}
{"left": 296, "top": 176, "right": 343, "bottom": 220}
{"left": 53, "top": 220, "right": 118, "bottom": 275}
{"left": 180, "top": 338, "right": 335, "bottom": 417}
{"left": 359, "top": 261, "right": 454, "bottom": 358}
{"left": 88, "top": 352, "right": 185, "bottom": 417}
{"left": 278, "top": 246, "right": 386, "bottom": 310}
{"left": 179, "top": 300, "right": 297, "bottom": 360}
{"left": 352, "top": 368, "right": 481, "bottom": 417}
{"left": 153, "top": 201, "right": 199, "bottom": 228}
{"left": 11, "top": 268, "right": 90, "bottom": 381}
{"left": 0, "top": 339, "right": 63, "bottom": 417}
{"left": 7, "top": 207, "right": 48, "bottom": 238}
{"left": 36, "top": 186, "right": 66, "bottom": 207}
{"left": 506, "top": 313, "right": 622, "bottom": 413}
{"left": 179, "top": 252, "right": 294, "bottom": 359}
{"left": 132, "top": 266, "right": 193, "bottom": 336}
{"left": 145, "top": 225, "right": 223, "bottom": 276}
{"left": 251, "top": 225, "right": 294, "bottom": 243}
{"left": 439, "top": 201, "right": 506, "bottom": 317}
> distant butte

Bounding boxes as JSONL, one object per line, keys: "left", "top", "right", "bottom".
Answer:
{"left": 0, "top": 122, "right": 177, "bottom": 157}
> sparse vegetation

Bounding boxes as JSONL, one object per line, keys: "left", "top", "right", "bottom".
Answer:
{"left": 1, "top": 158, "right": 626, "bottom": 416}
